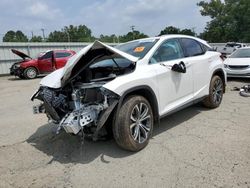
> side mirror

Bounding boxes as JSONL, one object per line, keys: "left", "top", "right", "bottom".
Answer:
{"left": 171, "top": 61, "right": 186, "bottom": 73}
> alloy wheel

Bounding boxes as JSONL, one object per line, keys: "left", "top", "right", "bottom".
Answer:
{"left": 130, "top": 102, "right": 152, "bottom": 143}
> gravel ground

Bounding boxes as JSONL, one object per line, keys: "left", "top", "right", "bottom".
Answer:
{"left": 0, "top": 76, "right": 249, "bottom": 188}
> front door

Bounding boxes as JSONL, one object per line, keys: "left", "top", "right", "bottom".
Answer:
{"left": 150, "top": 39, "right": 193, "bottom": 116}
{"left": 38, "top": 51, "right": 54, "bottom": 73}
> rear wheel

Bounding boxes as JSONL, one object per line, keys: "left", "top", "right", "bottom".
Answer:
{"left": 113, "top": 96, "right": 153, "bottom": 151}
{"left": 203, "top": 75, "right": 224, "bottom": 108}
{"left": 24, "top": 67, "right": 37, "bottom": 79}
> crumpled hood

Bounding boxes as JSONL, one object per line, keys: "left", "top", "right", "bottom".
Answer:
{"left": 40, "top": 40, "right": 139, "bottom": 88}
{"left": 224, "top": 58, "right": 250, "bottom": 66}
{"left": 11, "top": 49, "right": 32, "bottom": 60}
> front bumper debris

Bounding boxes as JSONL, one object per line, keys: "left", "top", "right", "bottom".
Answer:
{"left": 10, "top": 65, "right": 24, "bottom": 77}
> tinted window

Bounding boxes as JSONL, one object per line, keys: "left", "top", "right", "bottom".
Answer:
{"left": 181, "top": 38, "right": 204, "bottom": 57}
{"left": 230, "top": 48, "right": 250, "bottom": 58}
{"left": 55, "top": 52, "right": 72, "bottom": 58}
{"left": 90, "top": 58, "right": 132, "bottom": 68}
{"left": 151, "top": 39, "right": 184, "bottom": 63}
{"left": 39, "top": 51, "right": 53, "bottom": 60}
{"left": 116, "top": 39, "right": 159, "bottom": 59}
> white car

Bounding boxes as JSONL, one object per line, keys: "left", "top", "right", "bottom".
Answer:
{"left": 216, "top": 42, "right": 247, "bottom": 56}
{"left": 32, "top": 35, "right": 226, "bottom": 151}
{"left": 224, "top": 47, "right": 250, "bottom": 78}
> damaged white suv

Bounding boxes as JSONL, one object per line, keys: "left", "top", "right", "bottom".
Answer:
{"left": 32, "top": 35, "right": 226, "bottom": 151}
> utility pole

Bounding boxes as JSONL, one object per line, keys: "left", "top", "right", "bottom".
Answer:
{"left": 41, "top": 28, "right": 45, "bottom": 41}
{"left": 130, "top": 25, "right": 135, "bottom": 40}
{"left": 66, "top": 31, "right": 70, "bottom": 42}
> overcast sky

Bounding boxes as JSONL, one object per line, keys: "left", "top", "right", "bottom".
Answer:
{"left": 0, "top": 0, "right": 210, "bottom": 39}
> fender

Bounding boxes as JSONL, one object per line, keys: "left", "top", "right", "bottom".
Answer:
{"left": 115, "top": 85, "right": 159, "bottom": 123}
{"left": 212, "top": 68, "right": 227, "bottom": 92}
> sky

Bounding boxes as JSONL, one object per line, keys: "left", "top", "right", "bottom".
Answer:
{"left": 0, "top": 0, "right": 210, "bottom": 39}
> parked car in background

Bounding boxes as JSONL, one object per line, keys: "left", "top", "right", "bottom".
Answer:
{"left": 10, "top": 49, "right": 76, "bottom": 79}
{"left": 32, "top": 35, "right": 226, "bottom": 151}
{"left": 216, "top": 42, "right": 247, "bottom": 56}
{"left": 224, "top": 47, "right": 250, "bottom": 78}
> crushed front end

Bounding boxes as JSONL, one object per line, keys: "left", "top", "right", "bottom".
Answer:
{"left": 31, "top": 40, "right": 137, "bottom": 140}
{"left": 32, "top": 82, "right": 119, "bottom": 139}
{"left": 10, "top": 62, "right": 24, "bottom": 77}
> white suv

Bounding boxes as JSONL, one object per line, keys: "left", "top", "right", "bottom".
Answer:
{"left": 32, "top": 35, "right": 226, "bottom": 151}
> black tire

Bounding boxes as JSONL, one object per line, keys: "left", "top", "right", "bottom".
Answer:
{"left": 240, "top": 91, "right": 250, "bottom": 97}
{"left": 24, "top": 67, "right": 37, "bottom": 79}
{"left": 18, "top": 75, "right": 25, "bottom": 79}
{"left": 203, "top": 75, "right": 224, "bottom": 108}
{"left": 113, "top": 95, "right": 153, "bottom": 151}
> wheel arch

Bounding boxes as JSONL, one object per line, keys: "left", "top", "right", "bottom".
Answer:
{"left": 116, "top": 85, "right": 159, "bottom": 123}
{"left": 212, "top": 68, "right": 226, "bottom": 93}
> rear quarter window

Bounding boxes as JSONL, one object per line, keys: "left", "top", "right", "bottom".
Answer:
{"left": 55, "top": 52, "right": 72, "bottom": 58}
{"left": 180, "top": 38, "right": 205, "bottom": 57}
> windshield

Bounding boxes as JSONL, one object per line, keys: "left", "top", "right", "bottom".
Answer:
{"left": 230, "top": 48, "right": 250, "bottom": 58}
{"left": 115, "top": 38, "right": 159, "bottom": 59}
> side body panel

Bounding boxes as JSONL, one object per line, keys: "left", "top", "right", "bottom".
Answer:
{"left": 151, "top": 59, "right": 193, "bottom": 116}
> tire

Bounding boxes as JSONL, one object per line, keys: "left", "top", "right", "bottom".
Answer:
{"left": 203, "top": 75, "right": 224, "bottom": 108}
{"left": 113, "top": 95, "right": 154, "bottom": 151}
{"left": 24, "top": 67, "right": 37, "bottom": 79}
{"left": 240, "top": 91, "right": 250, "bottom": 97}
{"left": 18, "top": 75, "right": 25, "bottom": 79}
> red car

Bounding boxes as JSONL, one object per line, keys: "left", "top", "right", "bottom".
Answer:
{"left": 10, "top": 49, "right": 76, "bottom": 79}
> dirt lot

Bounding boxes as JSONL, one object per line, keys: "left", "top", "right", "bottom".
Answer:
{"left": 0, "top": 76, "right": 249, "bottom": 188}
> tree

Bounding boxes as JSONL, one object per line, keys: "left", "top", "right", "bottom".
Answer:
{"left": 198, "top": 0, "right": 250, "bottom": 42}
{"left": 159, "top": 26, "right": 181, "bottom": 35}
{"left": 99, "top": 34, "right": 119, "bottom": 43}
{"left": 3, "top": 30, "right": 28, "bottom": 42}
{"left": 47, "top": 31, "right": 67, "bottom": 42}
{"left": 47, "top": 25, "right": 94, "bottom": 42}
{"left": 3, "top": 31, "right": 16, "bottom": 42}
{"left": 119, "top": 31, "right": 148, "bottom": 43}
{"left": 179, "top": 29, "right": 196, "bottom": 36}
{"left": 30, "top": 36, "right": 43, "bottom": 42}
{"left": 159, "top": 26, "right": 196, "bottom": 36}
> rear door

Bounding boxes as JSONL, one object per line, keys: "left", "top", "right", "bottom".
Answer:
{"left": 54, "top": 51, "right": 73, "bottom": 69}
{"left": 37, "top": 51, "right": 54, "bottom": 73}
{"left": 150, "top": 38, "right": 194, "bottom": 115}
{"left": 179, "top": 38, "right": 210, "bottom": 99}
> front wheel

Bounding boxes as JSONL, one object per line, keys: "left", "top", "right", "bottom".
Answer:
{"left": 203, "top": 75, "right": 224, "bottom": 108}
{"left": 113, "top": 96, "right": 153, "bottom": 151}
{"left": 24, "top": 67, "right": 37, "bottom": 79}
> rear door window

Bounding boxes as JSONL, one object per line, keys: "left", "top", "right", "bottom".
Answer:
{"left": 180, "top": 38, "right": 204, "bottom": 57}
{"left": 55, "top": 52, "right": 72, "bottom": 58}
{"left": 39, "top": 51, "right": 53, "bottom": 60}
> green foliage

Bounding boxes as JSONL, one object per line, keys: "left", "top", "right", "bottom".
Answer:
{"left": 3, "top": 30, "right": 28, "bottom": 42}
{"left": 29, "top": 36, "right": 43, "bottom": 42}
{"left": 159, "top": 26, "right": 196, "bottom": 36}
{"left": 47, "top": 25, "right": 94, "bottom": 42}
{"left": 119, "top": 31, "right": 148, "bottom": 43}
{"left": 99, "top": 34, "right": 119, "bottom": 43}
{"left": 198, "top": 0, "right": 250, "bottom": 42}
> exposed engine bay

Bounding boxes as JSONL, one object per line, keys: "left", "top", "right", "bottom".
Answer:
{"left": 33, "top": 82, "right": 119, "bottom": 139}
{"left": 31, "top": 42, "right": 136, "bottom": 140}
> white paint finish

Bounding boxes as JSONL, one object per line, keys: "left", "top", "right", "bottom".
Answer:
{"left": 39, "top": 68, "right": 64, "bottom": 88}
{"left": 224, "top": 57, "right": 250, "bottom": 78}
{"left": 38, "top": 35, "right": 225, "bottom": 118}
